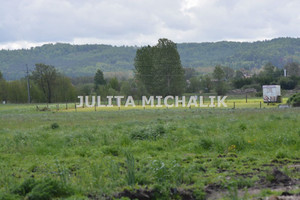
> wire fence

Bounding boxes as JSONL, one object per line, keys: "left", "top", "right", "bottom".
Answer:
{"left": 34, "top": 98, "right": 288, "bottom": 112}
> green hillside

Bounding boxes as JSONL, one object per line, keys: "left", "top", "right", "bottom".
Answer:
{"left": 1, "top": 37, "right": 300, "bottom": 80}
{"left": 0, "top": 44, "right": 137, "bottom": 80}
{"left": 178, "top": 37, "right": 300, "bottom": 69}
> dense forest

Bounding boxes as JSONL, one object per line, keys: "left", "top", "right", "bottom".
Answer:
{"left": 1, "top": 37, "right": 300, "bottom": 80}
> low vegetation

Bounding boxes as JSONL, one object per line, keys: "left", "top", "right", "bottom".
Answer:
{"left": 0, "top": 105, "right": 299, "bottom": 199}
{"left": 287, "top": 92, "right": 300, "bottom": 107}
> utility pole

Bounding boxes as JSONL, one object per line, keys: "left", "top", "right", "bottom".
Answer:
{"left": 284, "top": 69, "right": 287, "bottom": 77}
{"left": 26, "top": 64, "right": 31, "bottom": 103}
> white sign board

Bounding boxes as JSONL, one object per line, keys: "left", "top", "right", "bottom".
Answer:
{"left": 263, "top": 85, "right": 281, "bottom": 103}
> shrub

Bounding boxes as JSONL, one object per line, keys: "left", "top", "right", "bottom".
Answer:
{"left": 255, "top": 91, "right": 263, "bottom": 97}
{"left": 287, "top": 93, "right": 300, "bottom": 107}
{"left": 279, "top": 77, "right": 297, "bottom": 90}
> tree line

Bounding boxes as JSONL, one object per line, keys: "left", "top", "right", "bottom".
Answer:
{"left": 1, "top": 38, "right": 300, "bottom": 104}
{"left": 189, "top": 62, "right": 300, "bottom": 96}
{"left": 0, "top": 64, "right": 77, "bottom": 103}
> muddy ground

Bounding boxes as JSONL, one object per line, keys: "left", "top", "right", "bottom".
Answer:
{"left": 114, "top": 162, "right": 300, "bottom": 200}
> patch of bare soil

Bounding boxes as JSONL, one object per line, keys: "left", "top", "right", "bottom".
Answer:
{"left": 113, "top": 168, "right": 299, "bottom": 200}
{"left": 115, "top": 188, "right": 195, "bottom": 200}
{"left": 266, "top": 191, "right": 300, "bottom": 200}
{"left": 115, "top": 188, "right": 155, "bottom": 200}
{"left": 206, "top": 168, "right": 300, "bottom": 200}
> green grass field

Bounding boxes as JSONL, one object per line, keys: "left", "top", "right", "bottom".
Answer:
{"left": 0, "top": 100, "right": 299, "bottom": 199}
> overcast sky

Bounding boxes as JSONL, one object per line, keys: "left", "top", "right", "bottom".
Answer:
{"left": 1, "top": 0, "right": 300, "bottom": 49}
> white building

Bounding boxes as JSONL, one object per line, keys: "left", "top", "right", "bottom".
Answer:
{"left": 263, "top": 85, "right": 281, "bottom": 103}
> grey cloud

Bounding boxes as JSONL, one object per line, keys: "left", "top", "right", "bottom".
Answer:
{"left": 0, "top": 0, "right": 300, "bottom": 48}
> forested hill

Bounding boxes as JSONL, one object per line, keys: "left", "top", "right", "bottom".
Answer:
{"left": 1, "top": 37, "right": 300, "bottom": 80}
{"left": 0, "top": 44, "right": 137, "bottom": 80}
{"left": 178, "top": 37, "right": 300, "bottom": 70}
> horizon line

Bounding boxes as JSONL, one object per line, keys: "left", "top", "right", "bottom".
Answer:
{"left": 0, "top": 36, "right": 298, "bottom": 51}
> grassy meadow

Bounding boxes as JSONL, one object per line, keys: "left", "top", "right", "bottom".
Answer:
{"left": 0, "top": 100, "right": 299, "bottom": 199}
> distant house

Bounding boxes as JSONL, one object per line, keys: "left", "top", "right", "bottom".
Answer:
{"left": 243, "top": 73, "right": 252, "bottom": 78}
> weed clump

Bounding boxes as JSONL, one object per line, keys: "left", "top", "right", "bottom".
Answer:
{"left": 0, "top": 193, "right": 19, "bottom": 200}
{"left": 226, "top": 134, "right": 247, "bottom": 151}
{"left": 199, "top": 138, "right": 214, "bottom": 150}
{"left": 275, "top": 150, "right": 289, "bottom": 159}
{"left": 12, "top": 178, "right": 73, "bottom": 200}
{"left": 239, "top": 123, "right": 247, "bottom": 131}
{"left": 125, "top": 152, "right": 135, "bottom": 185}
{"left": 12, "top": 178, "right": 36, "bottom": 196}
{"left": 130, "top": 125, "right": 166, "bottom": 140}
{"left": 51, "top": 122, "right": 59, "bottom": 129}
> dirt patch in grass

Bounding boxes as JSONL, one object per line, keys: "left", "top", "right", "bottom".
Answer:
{"left": 115, "top": 188, "right": 196, "bottom": 200}
{"left": 113, "top": 167, "right": 300, "bottom": 200}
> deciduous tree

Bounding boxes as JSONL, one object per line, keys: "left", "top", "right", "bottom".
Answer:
{"left": 284, "top": 62, "right": 300, "bottom": 77}
{"left": 31, "top": 63, "right": 58, "bottom": 103}
{"left": 0, "top": 71, "right": 7, "bottom": 101}
{"left": 213, "top": 65, "right": 227, "bottom": 95}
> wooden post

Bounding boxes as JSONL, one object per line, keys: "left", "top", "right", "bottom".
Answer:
{"left": 246, "top": 93, "right": 248, "bottom": 103}
{"left": 95, "top": 103, "right": 96, "bottom": 111}
{"left": 260, "top": 101, "right": 262, "bottom": 109}
{"left": 75, "top": 104, "right": 77, "bottom": 112}
{"left": 66, "top": 102, "right": 68, "bottom": 110}
{"left": 233, "top": 102, "right": 235, "bottom": 109}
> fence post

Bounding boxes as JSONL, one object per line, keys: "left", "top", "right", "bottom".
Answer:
{"left": 260, "top": 101, "right": 262, "bottom": 109}
{"left": 233, "top": 102, "right": 235, "bottom": 109}
{"left": 75, "top": 104, "right": 77, "bottom": 112}
{"left": 66, "top": 102, "right": 68, "bottom": 110}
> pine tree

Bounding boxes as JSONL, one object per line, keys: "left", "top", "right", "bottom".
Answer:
{"left": 94, "top": 69, "right": 106, "bottom": 90}
{"left": 134, "top": 39, "right": 185, "bottom": 96}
